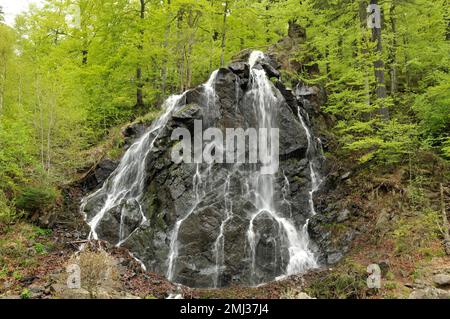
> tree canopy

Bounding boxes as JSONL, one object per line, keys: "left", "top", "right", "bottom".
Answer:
{"left": 0, "top": 0, "right": 449, "bottom": 221}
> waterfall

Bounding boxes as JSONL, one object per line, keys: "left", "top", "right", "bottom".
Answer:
{"left": 166, "top": 71, "right": 219, "bottom": 281}
{"left": 245, "top": 51, "right": 317, "bottom": 284}
{"left": 212, "top": 174, "right": 233, "bottom": 288}
{"left": 81, "top": 94, "right": 183, "bottom": 243}
{"left": 81, "top": 50, "right": 324, "bottom": 288}
{"left": 296, "top": 102, "right": 323, "bottom": 216}
{"left": 166, "top": 164, "right": 204, "bottom": 281}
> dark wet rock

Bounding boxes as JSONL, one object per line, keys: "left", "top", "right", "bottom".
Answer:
{"left": 81, "top": 53, "right": 331, "bottom": 288}
{"left": 275, "top": 81, "right": 298, "bottom": 113}
{"left": 327, "top": 252, "right": 344, "bottom": 265}
{"left": 261, "top": 62, "right": 280, "bottom": 79}
{"left": 228, "top": 62, "right": 250, "bottom": 80}
{"left": 95, "top": 159, "right": 119, "bottom": 186}
{"left": 123, "top": 123, "right": 146, "bottom": 140}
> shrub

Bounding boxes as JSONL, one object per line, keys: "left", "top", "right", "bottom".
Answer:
{"left": 392, "top": 209, "right": 441, "bottom": 255}
{"left": 15, "top": 186, "right": 58, "bottom": 213}
{"left": 0, "top": 191, "right": 17, "bottom": 224}
{"left": 20, "top": 288, "right": 31, "bottom": 299}
{"left": 68, "top": 248, "right": 120, "bottom": 299}
{"left": 305, "top": 262, "right": 368, "bottom": 299}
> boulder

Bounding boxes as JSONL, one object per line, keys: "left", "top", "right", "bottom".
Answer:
{"left": 409, "top": 287, "right": 450, "bottom": 299}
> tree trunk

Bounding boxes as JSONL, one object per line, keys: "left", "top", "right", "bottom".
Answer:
{"left": 80, "top": 1, "right": 89, "bottom": 65}
{"left": 220, "top": 1, "right": 229, "bottom": 67}
{"left": 208, "top": 0, "right": 216, "bottom": 74}
{"left": 440, "top": 184, "right": 450, "bottom": 255}
{"left": 176, "top": 10, "right": 185, "bottom": 92}
{"left": 370, "top": 0, "right": 389, "bottom": 119}
{"left": 160, "top": 0, "right": 172, "bottom": 102}
{"left": 46, "top": 89, "right": 55, "bottom": 173}
{"left": 445, "top": 2, "right": 450, "bottom": 40}
{"left": 136, "top": 0, "right": 145, "bottom": 109}
{"left": 389, "top": 1, "right": 397, "bottom": 95}
{"left": 82, "top": 50, "right": 88, "bottom": 65}
{"left": 36, "top": 77, "right": 45, "bottom": 168}
{"left": 18, "top": 71, "right": 22, "bottom": 109}
{"left": 0, "top": 60, "right": 5, "bottom": 115}
{"left": 359, "top": 2, "right": 371, "bottom": 108}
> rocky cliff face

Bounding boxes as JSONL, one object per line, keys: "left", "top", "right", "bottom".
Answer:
{"left": 81, "top": 51, "right": 330, "bottom": 288}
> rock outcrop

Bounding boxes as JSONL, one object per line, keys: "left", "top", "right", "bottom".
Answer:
{"left": 81, "top": 51, "right": 329, "bottom": 288}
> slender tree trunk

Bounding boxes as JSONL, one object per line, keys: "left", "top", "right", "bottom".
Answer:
{"left": 265, "top": 0, "right": 272, "bottom": 44}
{"left": 0, "top": 60, "right": 5, "bottom": 115}
{"left": 208, "top": 0, "right": 216, "bottom": 74}
{"left": 220, "top": 1, "right": 229, "bottom": 67}
{"left": 445, "top": 0, "right": 450, "bottom": 40}
{"left": 80, "top": 1, "right": 88, "bottom": 65}
{"left": 136, "top": 0, "right": 145, "bottom": 109}
{"left": 161, "top": 0, "right": 172, "bottom": 101}
{"left": 176, "top": 10, "right": 184, "bottom": 92}
{"left": 18, "top": 72, "right": 22, "bottom": 109}
{"left": 186, "top": 9, "right": 200, "bottom": 89}
{"left": 440, "top": 184, "right": 450, "bottom": 255}
{"left": 370, "top": 0, "right": 389, "bottom": 119}
{"left": 402, "top": 34, "right": 410, "bottom": 90}
{"left": 185, "top": 10, "right": 193, "bottom": 89}
{"left": 36, "top": 76, "right": 45, "bottom": 168}
{"left": 82, "top": 50, "right": 88, "bottom": 65}
{"left": 359, "top": 2, "right": 371, "bottom": 108}
{"left": 389, "top": 1, "right": 397, "bottom": 95}
{"left": 46, "top": 89, "right": 55, "bottom": 173}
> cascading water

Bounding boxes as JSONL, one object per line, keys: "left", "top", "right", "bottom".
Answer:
{"left": 244, "top": 51, "right": 318, "bottom": 284}
{"left": 212, "top": 174, "right": 233, "bottom": 288}
{"left": 81, "top": 50, "right": 325, "bottom": 288}
{"left": 296, "top": 100, "right": 323, "bottom": 216}
{"left": 166, "top": 163, "right": 204, "bottom": 281}
{"left": 166, "top": 70, "right": 219, "bottom": 281}
{"left": 81, "top": 94, "right": 183, "bottom": 244}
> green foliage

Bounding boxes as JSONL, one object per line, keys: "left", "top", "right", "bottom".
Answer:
{"left": 392, "top": 209, "right": 442, "bottom": 255}
{"left": 12, "top": 270, "right": 23, "bottom": 281}
{"left": 443, "top": 138, "right": 450, "bottom": 159}
{"left": 33, "top": 242, "right": 47, "bottom": 255}
{"left": 20, "top": 288, "right": 31, "bottom": 299}
{"left": 0, "top": 191, "right": 17, "bottom": 224}
{"left": 0, "top": 0, "right": 285, "bottom": 217}
{"left": 305, "top": 261, "right": 368, "bottom": 299}
{"left": 15, "top": 187, "right": 58, "bottom": 214}
{"left": 341, "top": 119, "right": 417, "bottom": 164}
{"left": 282, "top": 0, "right": 450, "bottom": 167}
{"left": 413, "top": 72, "right": 450, "bottom": 158}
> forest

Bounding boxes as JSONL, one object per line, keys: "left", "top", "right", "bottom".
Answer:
{"left": 0, "top": 0, "right": 449, "bottom": 300}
